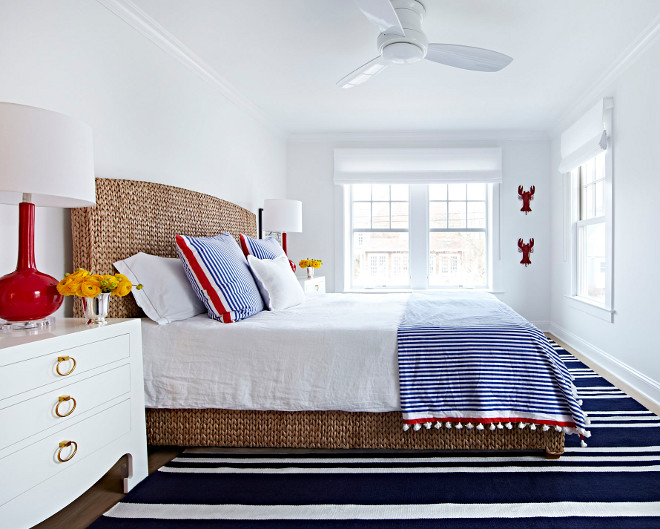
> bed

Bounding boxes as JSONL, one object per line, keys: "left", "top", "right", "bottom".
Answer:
{"left": 72, "top": 178, "right": 570, "bottom": 456}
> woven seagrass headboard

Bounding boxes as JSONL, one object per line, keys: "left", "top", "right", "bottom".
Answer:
{"left": 71, "top": 178, "right": 256, "bottom": 318}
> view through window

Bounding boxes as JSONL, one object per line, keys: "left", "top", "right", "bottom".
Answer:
{"left": 575, "top": 153, "right": 606, "bottom": 304}
{"left": 429, "top": 183, "right": 488, "bottom": 287}
{"left": 351, "top": 184, "right": 409, "bottom": 288}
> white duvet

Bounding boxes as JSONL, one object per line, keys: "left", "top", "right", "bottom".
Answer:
{"left": 141, "top": 293, "right": 409, "bottom": 412}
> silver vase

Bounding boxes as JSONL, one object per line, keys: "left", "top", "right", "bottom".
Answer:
{"left": 306, "top": 267, "right": 315, "bottom": 279}
{"left": 82, "top": 292, "right": 111, "bottom": 325}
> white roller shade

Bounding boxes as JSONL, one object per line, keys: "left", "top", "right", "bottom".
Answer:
{"left": 333, "top": 148, "right": 502, "bottom": 184}
{"left": 558, "top": 98, "right": 613, "bottom": 174}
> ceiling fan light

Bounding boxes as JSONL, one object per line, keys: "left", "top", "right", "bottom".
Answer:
{"left": 382, "top": 42, "right": 424, "bottom": 64}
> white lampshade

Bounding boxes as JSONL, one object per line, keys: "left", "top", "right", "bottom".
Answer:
{"left": 0, "top": 102, "right": 95, "bottom": 207}
{"left": 262, "top": 199, "right": 302, "bottom": 233}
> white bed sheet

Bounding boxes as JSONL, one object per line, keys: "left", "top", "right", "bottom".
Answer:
{"left": 141, "top": 293, "right": 409, "bottom": 412}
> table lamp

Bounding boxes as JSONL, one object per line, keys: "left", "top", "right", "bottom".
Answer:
{"left": 262, "top": 199, "right": 302, "bottom": 270}
{"left": 0, "top": 103, "right": 95, "bottom": 327}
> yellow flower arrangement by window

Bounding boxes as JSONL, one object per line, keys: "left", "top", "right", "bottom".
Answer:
{"left": 299, "top": 258, "right": 323, "bottom": 269}
{"left": 57, "top": 269, "right": 142, "bottom": 298}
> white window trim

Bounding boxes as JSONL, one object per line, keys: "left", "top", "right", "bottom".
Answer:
{"left": 335, "top": 183, "right": 501, "bottom": 293}
{"left": 565, "top": 104, "right": 614, "bottom": 323}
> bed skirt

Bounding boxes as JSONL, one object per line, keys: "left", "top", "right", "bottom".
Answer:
{"left": 145, "top": 409, "right": 564, "bottom": 456}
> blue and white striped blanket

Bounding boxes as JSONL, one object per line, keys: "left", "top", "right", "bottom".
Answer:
{"left": 398, "top": 292, "right": 589, "bottom": 438}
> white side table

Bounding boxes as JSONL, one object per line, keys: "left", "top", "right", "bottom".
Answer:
{"left": 298, "top": 275, "right": 326, "bottom": 295}
{"left": 0, "top": 318, "right": 148, "bottom": 529}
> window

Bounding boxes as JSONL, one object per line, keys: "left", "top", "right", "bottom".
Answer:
{"left": 348, "top": 183, "right": 491, "bottom": 289}
{"left": 351, "top": 184, "right": 409, "bottom": 288}
{"left": 429, "top": 183, "right": 488, "bottom": 288}
{"left": 573, "top": 153, "right": 607, "bottom": 304}
{"left": 560, "top": 97, "right": 613, "bottom": 319}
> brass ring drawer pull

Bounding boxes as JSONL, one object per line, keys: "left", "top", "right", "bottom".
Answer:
{"left": 57, "top": 440, "right": 78, "bottom": 463}
{"left": 56, "top": 356, "right": 77, "bottom": 376}
{"left": 55, "top": 396, "right": 77, "bottom": 418}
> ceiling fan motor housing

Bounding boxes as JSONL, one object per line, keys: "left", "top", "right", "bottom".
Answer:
{"left": 378, "top": 0, "right": 428, "bottom": 64}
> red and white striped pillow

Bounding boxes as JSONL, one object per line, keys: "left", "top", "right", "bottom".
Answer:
{"left": 176, "top": 233, "right": 263, "bottom": 323}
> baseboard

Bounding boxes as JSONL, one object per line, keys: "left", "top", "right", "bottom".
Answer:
{"left": 531, "top": 321, "right": 552, "bottom": 332}
{"left": 549, "top": 322, "right": 660, "bottom": 413}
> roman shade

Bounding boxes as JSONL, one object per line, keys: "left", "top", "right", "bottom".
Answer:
{"left": 558, "top": 98, "right": 613, "bottom": 174}
{"left": 333, "top": 148, "right": 502, "bottom": 184}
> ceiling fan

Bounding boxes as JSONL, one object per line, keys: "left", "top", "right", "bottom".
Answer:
{"left": 338, "top": 0, "right": 513, "bottom": 88}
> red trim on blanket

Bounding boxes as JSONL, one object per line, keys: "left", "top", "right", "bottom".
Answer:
{"left": 403, "top": 417, "right": 577, "bottom": 428}
{"left": 176, "top": 235, "right": 233, "bottom": 324}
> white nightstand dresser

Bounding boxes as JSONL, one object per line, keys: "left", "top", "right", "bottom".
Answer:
{"left": 0, "top": 318, "right": 148, "bottom": 529}
{"left": 299, "top": 275, "right": 326, "bottom": 295}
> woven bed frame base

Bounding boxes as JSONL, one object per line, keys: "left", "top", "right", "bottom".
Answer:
{"left": 146, "top": 409, "right": 564, "bottom": 454}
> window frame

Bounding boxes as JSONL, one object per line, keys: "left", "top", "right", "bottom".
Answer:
{"left": 341, "top": 183, "right": 498, "bottom": 291}
{"left": 428, "top": 183, "right": 489, "bottom": 289}
{"left": 349, "top": 184, "right": 411, "bottom": 289}
{"left": 567, "top": 148, "right": 614, "bottom": 321}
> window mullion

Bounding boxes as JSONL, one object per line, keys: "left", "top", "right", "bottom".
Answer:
{"left": 409, "top": 184, "right": 428, "bottom": 289}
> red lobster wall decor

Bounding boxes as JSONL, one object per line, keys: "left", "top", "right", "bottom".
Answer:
{"left": 518, "top": 238, "right": 534, "bottom": 267}
{"left": 518, "top": 185, "right": 535, "bottom": 214}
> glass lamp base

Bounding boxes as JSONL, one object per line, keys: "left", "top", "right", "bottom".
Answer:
{"left": 0, "top": 316, "right": 55, "bottom": 333}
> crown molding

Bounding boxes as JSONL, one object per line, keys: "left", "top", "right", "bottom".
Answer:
{"left": 553, "top": 12, "right": 660, "bottom": 135}
{"left": 287, "top": 129, "right": 550, "bottom": 144}
{"left": 95, "top": 0, "right": 282, "bottom": 137}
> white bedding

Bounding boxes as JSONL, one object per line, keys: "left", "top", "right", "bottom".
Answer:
{"left": 141, "top": 293, "right": 409, "bottom": 412}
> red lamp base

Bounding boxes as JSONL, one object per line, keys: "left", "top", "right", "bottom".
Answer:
{"left": 0, "top": 201, "right": 63, "bottom": 322}
{"left": 0, "top": 268, "right": 63, "bottom": 322}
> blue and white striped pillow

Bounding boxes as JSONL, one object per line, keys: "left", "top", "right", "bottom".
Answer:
{"left": 176, "top": 233, "right": 264, "bottom": 323}
{"left": 239, "top": 234, "right": 285, "bottom": 260}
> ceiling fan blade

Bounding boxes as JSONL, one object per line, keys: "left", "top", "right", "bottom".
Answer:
{"left": 353, "top": 0, "right": 405, "bottom": 36}
{"left": 425, "top": 44, "right": 513, "bottom": 72}
{"left": 337, "top": 57, "right": 388, "bottom": 89}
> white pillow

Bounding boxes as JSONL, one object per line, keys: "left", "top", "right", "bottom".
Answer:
{"left": 247, "top": 255, "right": 305, "bottom": 311}
{"left": 114, "top": 252, "right": 206, "bottom": 324}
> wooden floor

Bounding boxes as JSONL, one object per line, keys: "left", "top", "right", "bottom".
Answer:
{"left": 548, "top": 333, "right": 660, "bottom": 416}
{"left": 34, "top": 447, "right": 180, "bottom": 529}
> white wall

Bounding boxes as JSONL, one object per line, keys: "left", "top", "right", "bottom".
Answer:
{"left": 550, "top": 37, "right": 660, "bottom": 387}
{"left": 287, "top": 135, "right": 552, "bottom": 324}
{"left": 0, "top": 0, "right": 286, "bottom": 315}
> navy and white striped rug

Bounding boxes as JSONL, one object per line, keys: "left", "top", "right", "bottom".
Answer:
{"left": 90, "top": 342, "right": 660, "bottom": 528}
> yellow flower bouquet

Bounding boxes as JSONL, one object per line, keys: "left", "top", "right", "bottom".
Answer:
{"left": 299, "top": 259, "right": 323, "bottom": 269}
{"left": 299, "top": 258, "right": 322, "bottom": 279}
{"left": 57, "top": 269, "right": 142, "bottom": 298}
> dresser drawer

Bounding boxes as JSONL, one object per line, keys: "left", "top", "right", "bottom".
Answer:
{"left": 0, "top": 399, "right": 131, "bottom": 508}
{"left": 0, "top": 333, "right": 130, "bottom": 400}
{"left": 0, "top": 364, "right": 131, "bottom": 452}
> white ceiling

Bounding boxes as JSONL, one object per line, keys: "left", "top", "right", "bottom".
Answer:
{"left": 130, "top": 0, "right": 660, "bottom": 134}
